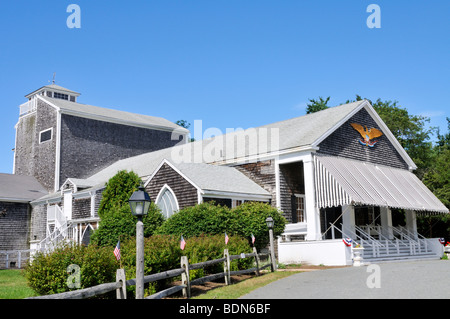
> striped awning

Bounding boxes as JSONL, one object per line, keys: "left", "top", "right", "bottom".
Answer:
{"left": 314, "top": 155, "right": 449, "bottom": 214}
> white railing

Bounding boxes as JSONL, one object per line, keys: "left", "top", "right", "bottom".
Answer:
{"left": 19, "top": 99, "right": 37, "bottom": 116}
{"left": 0, "top": 249, "right": 34, "bottom": 269}
{"left": 323, "top": 223, "right": 436, "bottom": 259}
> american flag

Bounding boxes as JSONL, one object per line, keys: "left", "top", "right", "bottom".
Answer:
{"left": 180, "top": 235, "right": 186, "bottom": 250}
{"left": 251, "top": 233, "right": 255, "bottom": 245}
{"left": 114, "top": 240, "right": 121, "bottom": 261}
{"left": 225, "top": 232, "right": 229, "bottom": 245}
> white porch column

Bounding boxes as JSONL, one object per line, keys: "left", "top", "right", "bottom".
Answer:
{"left": 380, "top": 206, "right": 394, "bottom": 239}
{"left": 304, "top": 155, "right": 321, "bottom": 241}
{"left": 342, "top": 205, "right": 355, "bottom": 238}
{"left": 405, "top": 209, "right": 418, "bottom": 240}
{"left": 63, "top": 189, "right": 73, "bottom": 221}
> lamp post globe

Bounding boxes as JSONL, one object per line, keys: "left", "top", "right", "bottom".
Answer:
{"left": 129, "top": 186, "right": 152, "bottom": 220}
{"left": 265, "top": 216, "right": 274, "bottom": 229}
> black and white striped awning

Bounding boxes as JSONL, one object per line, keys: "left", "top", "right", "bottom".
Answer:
{"left": 314, "top": 155, "right": 448, "bottom": 214}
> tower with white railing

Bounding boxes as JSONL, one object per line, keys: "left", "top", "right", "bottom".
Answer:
{"left": 14, "top": 84, "right": 81, "bottom": 192}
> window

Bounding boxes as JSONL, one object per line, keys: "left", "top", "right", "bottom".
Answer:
{"left": 53, "top": 92, "right": 69, "bottom": 100}
{"left": 294, "top": 194, "right": 306, "bottom": 223}
{"left": 155, "top": 185, "right": 179, "bottom": 219}
{"left": 39, "top": 128, "right": 53, "bottom": 144}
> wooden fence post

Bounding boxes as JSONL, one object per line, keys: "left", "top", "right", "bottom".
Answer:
{"left": 253, "top": 247, "right": 260, "bottom": 276}
{"left": 116, "top": 269, "right": 127, "bottom": 299}
{"left": 223, "top": 249, "right": 231, "bottom": 285}
{"left": 181, "top": 256, "right": 190, "bottom": 298}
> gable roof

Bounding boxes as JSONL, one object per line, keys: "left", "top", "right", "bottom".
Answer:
{"left": 81, "top": 100, "right": 416, "bottom": 186}
{"left": 38, "top": 95, "right": 190, "bottom": 133}
{"left": 0, "top": 174, "right": 48, "bottom": 202}
{"left": 145, "top": 159, "right": 271, "bottom": 199}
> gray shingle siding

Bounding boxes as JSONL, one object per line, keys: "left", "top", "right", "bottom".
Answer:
{"left": 145, "top": 163, "right": 198, "bottom": 210}
{"left": 317, "top": 108, "right": 409, "bottom": 169}
{"left": 0, "top": 202, "right": 30, "bottom": 251}
{"left": 234, "top": 160, "right": 277, "bottom": 205}
{"left": 59, "top": 114, "right": 184, "bottom": 186}
{"left": 14, "top": 99, "right": 57, "bottom": 191}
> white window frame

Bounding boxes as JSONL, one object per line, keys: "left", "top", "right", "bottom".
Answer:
{"left": 39, "top": 127, "right": 53, "bottom": 144}
{"left": 155, "top": 184, "right": 179, "bottom": 219}
{"left": 294, "top": 194, "right": 306, "bottom": 223}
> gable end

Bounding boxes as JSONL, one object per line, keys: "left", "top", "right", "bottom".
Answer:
{"left": 317, "top": 107, "right": 409, "bottom": 170}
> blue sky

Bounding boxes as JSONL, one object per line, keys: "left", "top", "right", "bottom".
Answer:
{"left": 0, "top": 1, "right": 448, "bottom": 174}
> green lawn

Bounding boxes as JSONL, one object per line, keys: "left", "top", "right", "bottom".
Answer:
{"left": 0, "top": 269, "right": 37, "bottom": 299}
{"left": 0, "top": 268, "right": 299, "bottom": 299}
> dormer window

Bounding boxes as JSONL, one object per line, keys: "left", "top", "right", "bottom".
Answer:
{"left": 53, "top": 92, "right": 69, "bottom": 100}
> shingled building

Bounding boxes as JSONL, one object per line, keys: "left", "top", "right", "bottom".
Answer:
{"left": 1, "top": 83, "right": 448, "bottom": 267}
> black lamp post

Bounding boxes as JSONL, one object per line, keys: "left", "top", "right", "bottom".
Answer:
{"left": 265, "top": 216, "right": 277, "bottom": 271}
{"left": 129, "top": 186, "right": 151, "bottom": 299}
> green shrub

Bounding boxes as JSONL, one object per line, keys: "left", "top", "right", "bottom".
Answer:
{"left": 91, "top": 203, "right": 164, "bottom": 247}
{"left": 98, "top": 170, "right": 142, "bottom": 218}
{"left": 232, "top": 202, "right": 287, "bottom": 250}
{"left": 156, "top": 201, "right": 286, "bottom": 250}
{"left": 24, "top": 243, "right": 118, "bottom": 296}
{"left": 91, "top": 168, "right": 164, "bottom": 248}
{"left": 156, "top": 202, "right": 230, "bottom": 237}
{"left": 120, "top": 234, "right": 253, "bottom": 297}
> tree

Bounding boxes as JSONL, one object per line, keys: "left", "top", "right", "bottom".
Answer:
{"left": 422, "top": 117, "right": 450, "bottom": 209}
{"left": 91, "top": 170, "right": 164, "bottom": 247}
{"left": 306, "top": 96, "right": 330, "bottom": 114}
{"left": 98, "top": 170, "right": 142, "bottom": 218}
{"left": 175, "top": 119, "right": 195, "bottom": 142}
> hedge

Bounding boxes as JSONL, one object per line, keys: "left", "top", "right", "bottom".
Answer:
{"left": 24, "top": 243, "right": 118, "bottom": 296}
{"left": 156, "top": 201, "right": 286, "bottom": 250}
{"left": 25, "top": 234, "right": 253, "bottom": 298}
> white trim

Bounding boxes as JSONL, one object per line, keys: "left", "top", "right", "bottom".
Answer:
{"left": 60, "top": 108, "right": 188, "bottom": 133}
{"left": 38, "top": 127, "right": 53, "bottom": 144}
{"left": 197, "top": 189, "right": 203, "bottom": 204}
{"left": 37, "top": 95, "right": 189, "bottom": 135}
{"left": 202, "top": 190, "right": 270, "bottom": 202}
{"left": 293, "top": 193, "right": 307, "bottom": 223}
{"left": 12, "top": 121, "right": 18, "bottom": 174}
{"left": 214, "top": 145, "right": 319, "bottom": 166}
{"left": 54, "top": 110, "right": 62, "bottom": 192}
{"left": 274, "top": 159, "right": 281, "bottom": 209}
{"left": 90, "top": 194, "right": 96, "bottom": 217}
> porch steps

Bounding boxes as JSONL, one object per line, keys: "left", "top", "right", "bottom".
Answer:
{"left": 362, "top": 239, "right": 440, "bottom": 263}
{"left": 362, "top": 254, "right": 440, "bottom": 264}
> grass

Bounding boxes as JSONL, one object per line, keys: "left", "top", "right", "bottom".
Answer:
{"left": 0, "top": 268, "right": 300, "bottom": 300}
{"left": 193, "top": 271, "right": 301, "bottom": 299}
{"left": 0, "top": 269, "right": 38, "bottom": 299}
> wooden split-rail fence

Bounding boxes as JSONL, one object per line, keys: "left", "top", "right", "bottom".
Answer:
{"left": 28, "top": 247, "right": 274, "bottom": 299}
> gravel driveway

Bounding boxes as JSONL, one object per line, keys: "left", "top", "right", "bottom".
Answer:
{"left": 241, "top": 259, "right": 450, "bottom": 299}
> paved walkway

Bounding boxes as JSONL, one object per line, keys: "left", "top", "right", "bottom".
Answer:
{"left": 241, "top": 259, "right": 450, "bottom": 299}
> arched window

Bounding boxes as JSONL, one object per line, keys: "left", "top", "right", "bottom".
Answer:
{"left": 155, "top": 185, "right": 179, "bottom": 219}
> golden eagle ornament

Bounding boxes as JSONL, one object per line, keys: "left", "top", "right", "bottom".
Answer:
{"left": 350, "top": 123, "right": 383, "bottom": 147}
